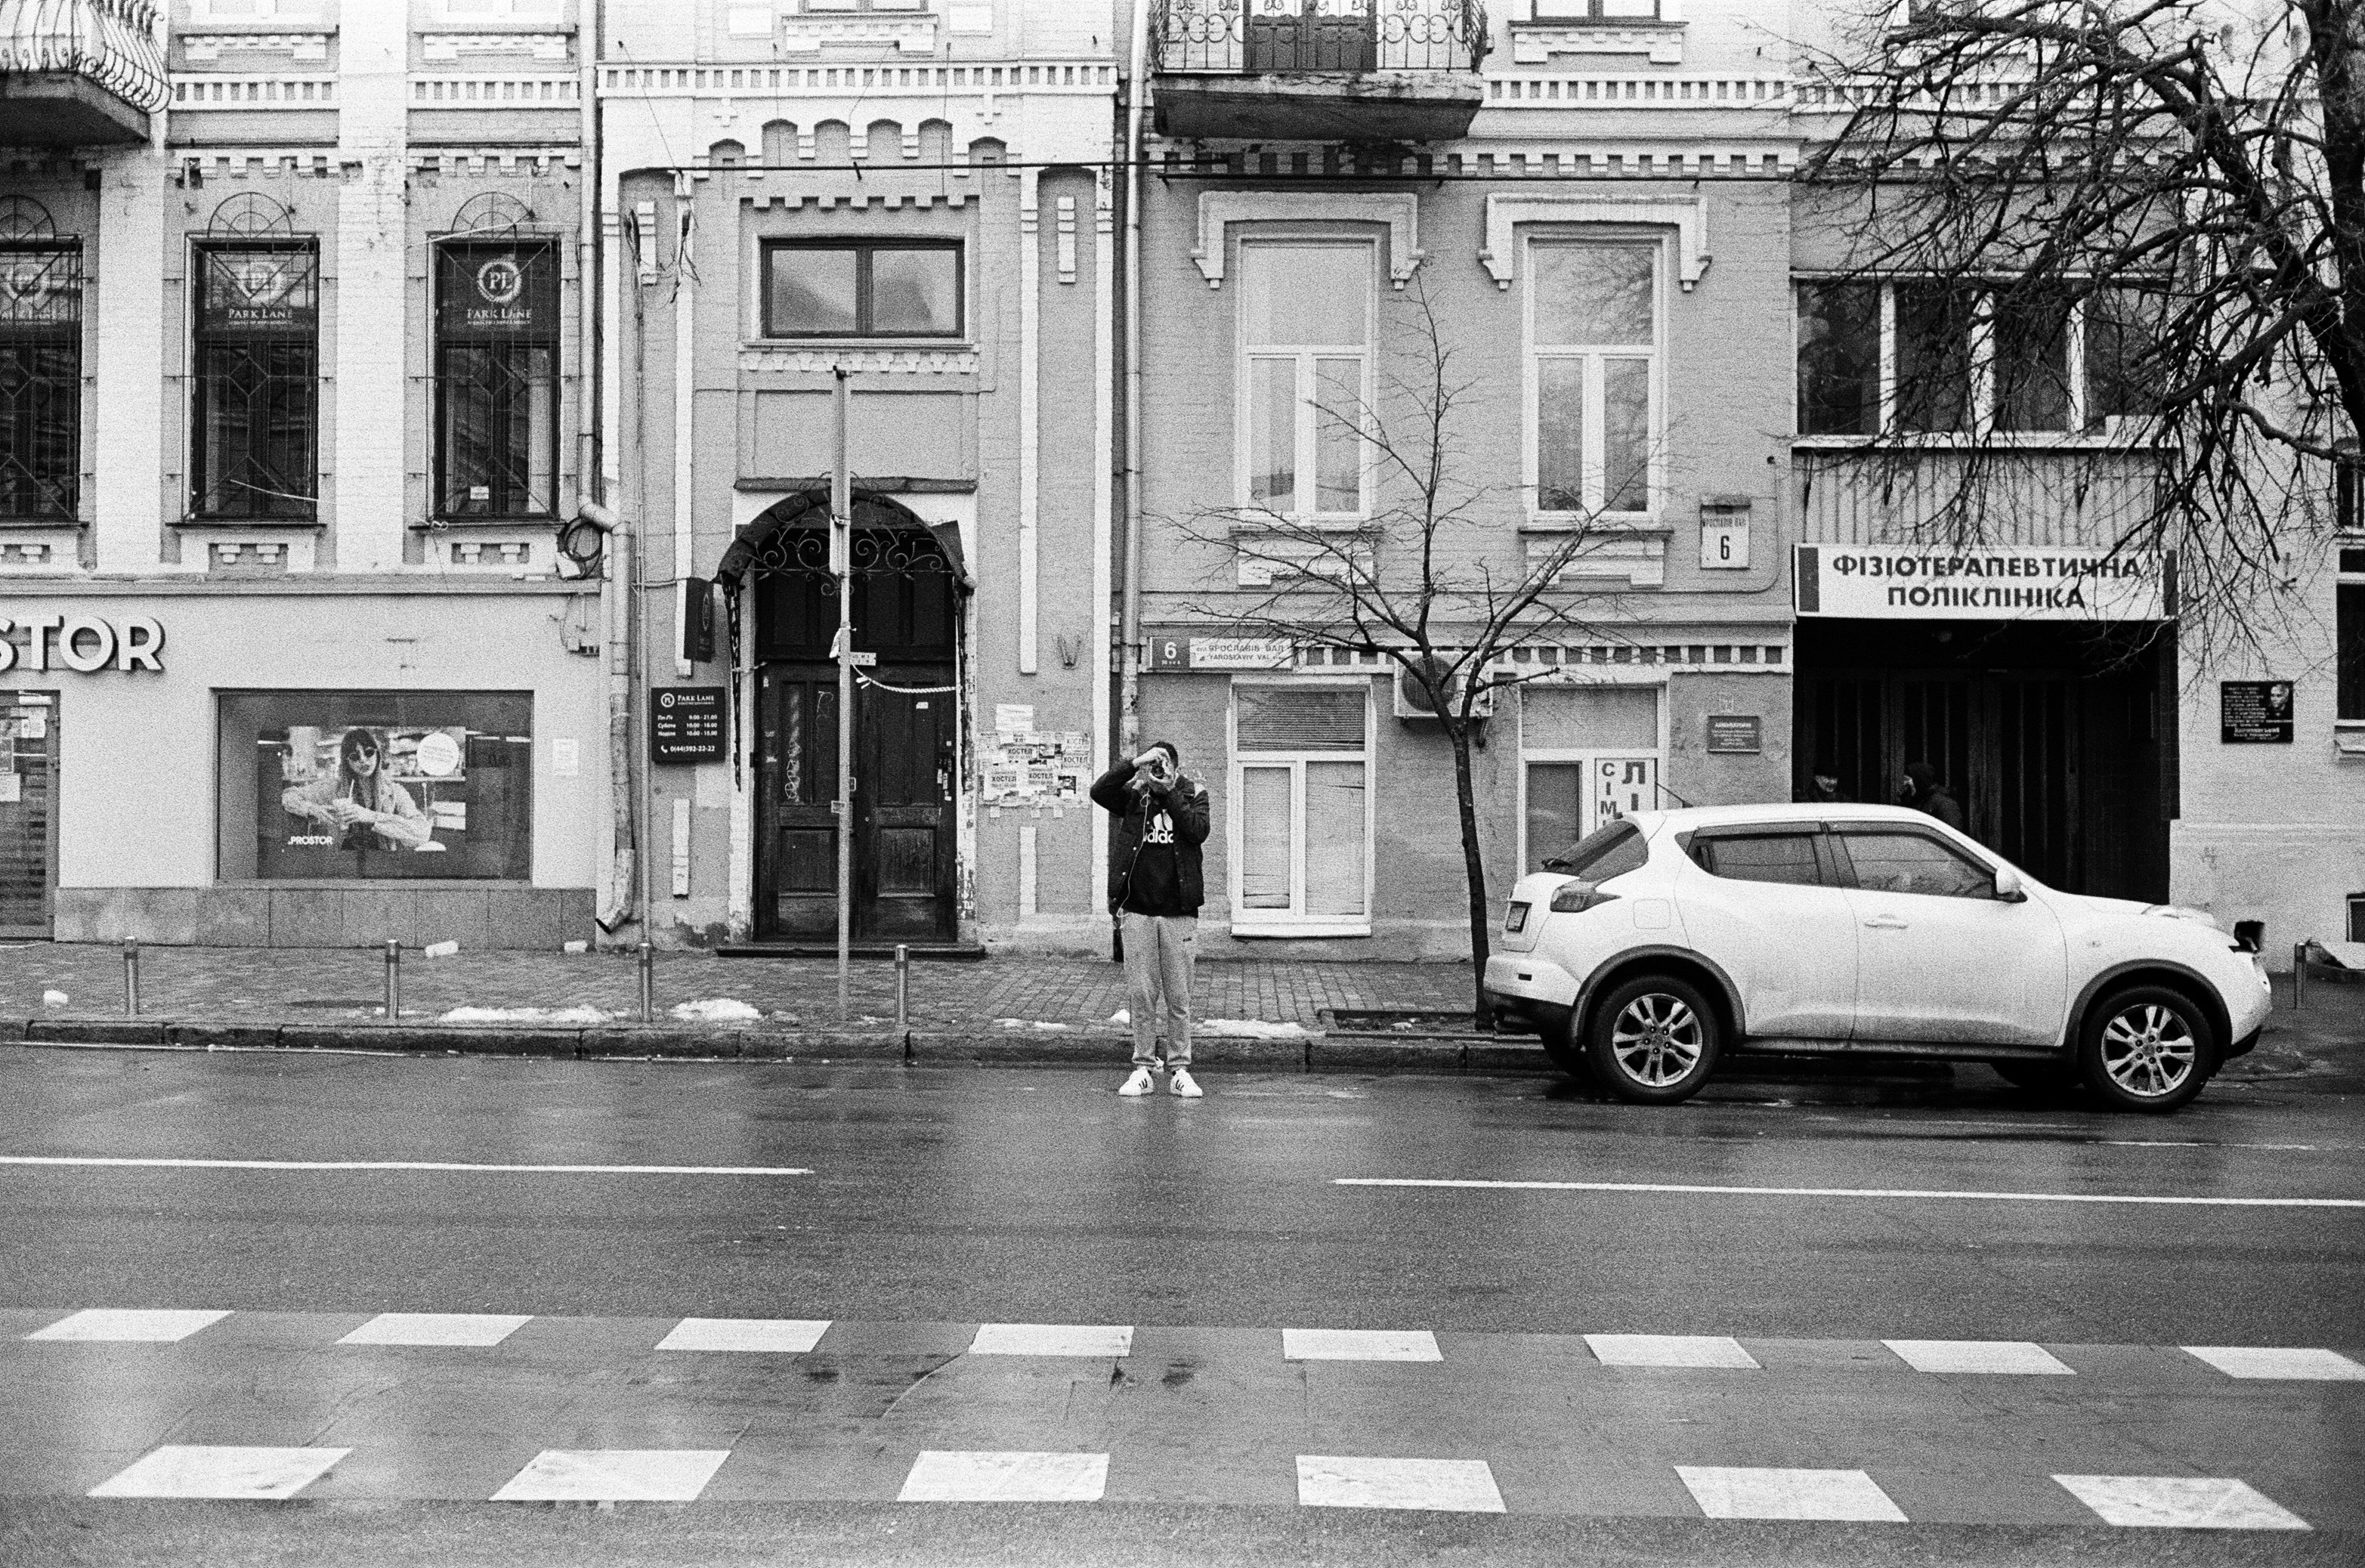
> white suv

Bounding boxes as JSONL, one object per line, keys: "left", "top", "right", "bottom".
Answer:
{"left": 1484, "top": 804, "right": 2271, "bottom": 1112}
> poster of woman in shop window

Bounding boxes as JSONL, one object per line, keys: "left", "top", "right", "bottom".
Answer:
{"left": 277, "top": 725, "right": 452, "bottom": 859}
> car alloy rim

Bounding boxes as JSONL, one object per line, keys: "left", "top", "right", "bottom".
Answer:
{"left": 2099, "top": 1003, "right": 2197, "bottom": 1098}
{"left": 1610, "top": 993, "right": 1703, "bottom": 1087}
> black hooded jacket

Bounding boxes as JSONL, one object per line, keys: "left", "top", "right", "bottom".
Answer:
{"left": 1091, "top": 761, "right": 1209, "bottom": 917}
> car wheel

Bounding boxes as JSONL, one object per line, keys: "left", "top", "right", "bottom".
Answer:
{"left": 2078, "top": 985, "right": 2214, "bottom": 1113}
{"left": 1990, "top": 1059, "right": 2079, "bottom": 1092}
{"left": 1586, "top": 975, "right": 1720, "bottom": 1106}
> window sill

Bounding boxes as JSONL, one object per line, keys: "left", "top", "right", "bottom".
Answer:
{"left": 0, "top": 517, "right": 84, "bottom": 531}
{"left": 1522, "top": 515, "right": 1667, "bottom": 535}
{"left": 421, "top": 515, "right": 560, "bottom": 530}
{"left": 1512, "top": 18, "right": 1686, "bottom": 31}
{"left": 177, "top": 517, "right": 323, "bottom": 530}
{"left": 1229, "top": 916, "right": 1371, "bottom": 939}
{"left": 744, "top": 338, "right": 972, "bottom": 353}
{"left": 1229, "top": 516, "right": 1371, "bottom": 536}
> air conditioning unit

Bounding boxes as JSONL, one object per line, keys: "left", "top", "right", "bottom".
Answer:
{"left": 1393, "top": 658, "right": 1495, "bottom": 722}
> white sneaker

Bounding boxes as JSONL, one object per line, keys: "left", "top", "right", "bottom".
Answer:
{"left": 1118, "top": 1065, "right": 1156, "bottom": 1096}
{"left": 1168, "top": 1067, "right": 1203, "bottom": 1098}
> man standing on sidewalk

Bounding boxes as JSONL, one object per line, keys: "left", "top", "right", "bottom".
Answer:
{"left": 1091, "top": 742, "right": 1208, "bottom": 1098}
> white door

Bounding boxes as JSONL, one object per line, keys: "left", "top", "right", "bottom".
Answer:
{"left": 1671, "top": 826, "right": 1856, "bottom": 1041}
{"left": 1833, "top": 827, "right": 2069, "bottom": 1045}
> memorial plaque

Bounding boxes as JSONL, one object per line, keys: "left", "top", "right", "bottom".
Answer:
{"left": 2219, "top": 680, "right": 2293, "bottom": 744}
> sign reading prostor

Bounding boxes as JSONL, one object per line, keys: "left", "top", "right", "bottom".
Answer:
{"left": 0, "top": 614, "right": 164, "bottom": 673}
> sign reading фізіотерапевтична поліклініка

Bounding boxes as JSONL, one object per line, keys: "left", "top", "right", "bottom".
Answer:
{"left": 1793, "top": 546, "right": 2169, "bottom": 621}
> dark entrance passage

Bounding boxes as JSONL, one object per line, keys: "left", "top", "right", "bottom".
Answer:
{"left": 1794, "top": 620, "right": 2175, "bottom": 902}
{"left": 744, "top": 501, "right": 961, "bottom": 944}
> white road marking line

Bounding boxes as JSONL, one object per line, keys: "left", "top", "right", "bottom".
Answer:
{"left": 2053, "top": 1475, "right": 2311, "bottom": 1530}
{"left": 1585, "top": 1334, "right": 1758, "bottom": 1369}
{"left": 1335, "top": 1178, "right": 2365, "bottom": 1208}
{"left": 2184, "top": 1346, "right": 2365, "bottom": 1381}
{"left": 968, "top": 1323, "right": 1134, "bottom": 1358}
{"left": 1282, "top": 1328, "right": 1442, "bottom": 1362}
{"left": 657, "top": 1317, "right": 831, "bottom": 1353}
{"left": 27, "top": 1309, "right": 228, "bottom": 1344}
{"left": 1296, "top": 1455, "right": 1505, "bottom": 1513}
{"left": 897, "top": 1450, "right": 1108, "bottom": 1503}
{"left": 0, "top": 1155, "right": 811, "bottom": 1176}
{"left": 491, "top": 1449, "right": 731, "bottom": 1503}
{"left": 1677, "top": 1466, "right": 1908, "bottom": 1523}
{"left": 338, "top": 1313, "right": 531, "bottom": 1347}
{"left": 88, "top": 1445, "right": 348, "bottom": 1500}
{"left": 1883, "top": 1339, "right": 2075, "bottom": 1375}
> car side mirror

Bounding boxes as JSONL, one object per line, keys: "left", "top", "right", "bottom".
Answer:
{"left": 1993, "top": 865, "right": 2026, "bottom": 902}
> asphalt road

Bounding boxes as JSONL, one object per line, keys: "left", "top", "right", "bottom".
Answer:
{"left": 0, "top": 1043, "right": 2357, "bottom": 1566}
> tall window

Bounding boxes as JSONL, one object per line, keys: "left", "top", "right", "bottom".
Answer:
{"left": 192, "top": 243, "right": 319, "bottom": 520}
{"left": 1530, "top": 240, "right": 1658, "bottom": 515}
{"left": 1232, "top": 682, "right": 1370, "bottom": 934}
{"left": 762, "top": 240, "right": 962, "bottom": 339}
{"left": 2339, "top": 543, "right": 2364, "bottom": 725}
{"left": 436, "top": 243, "right": 559, "bottom": 519}
{"left": 0, "top": 243, "right": 80, "bottom": 520}
{"left": 1796, "top": 279, "right": 2164, "bottom": 437}
{"left": 1240, "top": 241, "right": 1370, "bottom": 519}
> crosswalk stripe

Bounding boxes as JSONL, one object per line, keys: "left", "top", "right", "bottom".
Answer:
{"left": 1282, "top": 1328, "right": 1441, "bottom": 1362}
{"left": 657, "top": 1317, "right": 831, "bottom": 1353}
{"left": 2053, "top": 1475, "right": 2313, "bottom": 1529}
{"left": 898, "top": 1450, "right": 1108, "bottom": 1503}
{"left": 88, "top": 1446, "right": 348, "bottom": 1501}
{"left": 1337, "top": 1177, "right": 2365, "bottom": 1208}
{"left": 969, "top": 1322, "right": 1133, "bottom": 1357}
{"left": 337, "top": 1313, "right": 531, "bottom": 1347}
{"left": 1586, "top": 1333, "right": 1759, "bottom": 1369}
{"left": 491, "top": 1449, "right": 731, "bottom": 1503}
{"left": 1677, "top": 1466, "right": 1908, "bottom": 1522}
{"left": 0, "top": 1155, "right": 812, "bottom": 1177}
{"left": 1296, "top": 1455, "right": 1504, "bottom": 1513}
{"left": 1883, "top": 1339, "right": 2075, "bottom": 1375}
{"left": 2182, "top": 1345, "right": 2365, "bottom": 1380}
{"left": 25, "top": 1308, "right": 228, "bottom": 1344}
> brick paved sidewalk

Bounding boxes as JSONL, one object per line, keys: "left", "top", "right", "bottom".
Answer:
{"left": 0, "top": 942, "right": 1486, "bottom": 1034}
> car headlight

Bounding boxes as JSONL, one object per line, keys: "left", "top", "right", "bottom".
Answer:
{"left": 2141, "top": 904, "right": 2224, "bottom": 932}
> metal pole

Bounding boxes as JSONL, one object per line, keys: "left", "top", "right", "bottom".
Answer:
{"left": 833, "top": 365, "right": 854, "bottom": 1021}
{"left": 638, "top": 939, "right": 655, "bottom": 1023}
{"left": 383, "top": 939, "right": 400, "bottom": 1021}
{"left": 2293, "top": 942, "right": 2306, "bottom": 1010}
{"left": 121, "top": 940, "right": 138, "bottom": 1018}
{"left": 895, "top": 943, "right": 909, "bottom": 1029}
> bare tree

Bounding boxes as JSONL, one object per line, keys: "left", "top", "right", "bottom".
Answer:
{"left": 1167, "top": 287, "right": 1631, "bottom": 1027}
{"left": 1792, "top": 0, "right": 2361, "bottom": 653}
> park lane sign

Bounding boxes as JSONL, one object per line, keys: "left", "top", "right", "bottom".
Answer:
{"left": 1793, "top": 545, "right": 2170, "bottom": 622}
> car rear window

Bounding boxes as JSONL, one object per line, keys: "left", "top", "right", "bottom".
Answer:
{"left": 1689, "top": 832, "right": 1823, "bottom": 886}
{"left": 1541, "top": 819, "right": 1646, "bottom": 883}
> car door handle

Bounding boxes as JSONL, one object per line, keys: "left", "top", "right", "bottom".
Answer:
{"left": 1863, "top": 917, "right": 1909, "bottom": 929}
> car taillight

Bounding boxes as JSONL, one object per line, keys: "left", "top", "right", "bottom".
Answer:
{"left": 1504, "top": 902, "right": 1529, "bottom": 933}
{"left": 1549, "top": 885, "right": 1618, "bottom": 914}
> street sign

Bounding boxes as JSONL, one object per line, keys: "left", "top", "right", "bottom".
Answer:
{"left": 650, "top": 686, "right": 725, "bottom": 763}
{"left": 846, "top": 650, "right": 878, "bottom": 668}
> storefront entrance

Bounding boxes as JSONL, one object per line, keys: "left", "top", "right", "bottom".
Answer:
{"left": 0, "top": 691, "right": 56, "bottom": 938}
{"left": 745, "top": 503, "right": 960, "bottom": 944}
{"left": 1794, "top": 620, "right": 2174, "bottom": 901}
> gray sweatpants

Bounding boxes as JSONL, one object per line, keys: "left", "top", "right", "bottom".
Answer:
{"left": 1121, "top": 911, "right": 1196, "bottom": 1068}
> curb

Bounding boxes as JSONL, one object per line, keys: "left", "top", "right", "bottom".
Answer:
{"left": 2, "top": 1016, "right": 1559, "bottom": 1075}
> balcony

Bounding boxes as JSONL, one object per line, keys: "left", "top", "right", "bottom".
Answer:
{"left": 1794, "top": 447, "right": 2166, "bottom": 551}
{"left": 0, "top": 0, "right": 168, "bottom": 147}
{"left": 1152, "top": 0, "right": 1489, "bottom": 145}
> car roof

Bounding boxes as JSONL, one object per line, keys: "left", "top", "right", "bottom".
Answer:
{"left": 1627, "top": 803, "right": 1944, "bottom": 833}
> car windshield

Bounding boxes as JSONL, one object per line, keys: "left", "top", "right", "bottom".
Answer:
{"left": 1541, "top": 819, "right": 1646, "bottom": 882}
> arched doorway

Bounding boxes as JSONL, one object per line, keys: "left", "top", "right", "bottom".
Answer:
{"left": 722, "top": 492, "right": 964, "bottom": 942}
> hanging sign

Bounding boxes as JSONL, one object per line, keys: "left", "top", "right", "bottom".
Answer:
{"left": 1794, "top": 545, "right": 2170, "bottom": 621}
{"left": 650, "top": 686, "right": 725, "bottom": 763}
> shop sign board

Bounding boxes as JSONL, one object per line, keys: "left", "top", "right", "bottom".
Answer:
{"left": 1146, "top": 631, "right": 1294, "bottom": 673}
{"left": 651, "top": 687, "right": 725, "bottom": 764}
{"left": 0, "top": 614, "right": 164, "bottom": 673}
{"left": 1705, "top": 715, "right": 1761, "bottom": 754}
{"left": 2219, "top": 680, "right": 2293, "bottom": 744}
{"left": 1793, "top": 545, "right": 2169, "bottom": 621}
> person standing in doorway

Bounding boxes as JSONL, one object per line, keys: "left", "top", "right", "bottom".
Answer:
{"left": 1091, "top": 741, "right": 1209, "bottom": 1098}
{"left": 1900, "top": 759, "right": 1967, "bottom": 832}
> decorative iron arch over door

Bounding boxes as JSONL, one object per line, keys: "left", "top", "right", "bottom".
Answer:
{"left": 734, "top": 490, "right": 965, "bottom": 944}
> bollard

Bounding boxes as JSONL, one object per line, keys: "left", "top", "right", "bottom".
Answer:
{"left": 895, "top": 943, "right": 910, "bottom": 1029}
{"left": 2293, "top": 942, "right": 2307, "bottom": 1011}
{"left": 383, "top": 939, "right": 400, "bottom": 1020}
{"left": 638, "top": 940, "right": 655, "bottom": 1023}
{"left": 121, "top": 939, "right": 139, "bottom": 1018}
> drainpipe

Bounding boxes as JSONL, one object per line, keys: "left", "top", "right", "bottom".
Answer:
{"left": 1118, "top": 0, "right": 1152, "bottom": 754}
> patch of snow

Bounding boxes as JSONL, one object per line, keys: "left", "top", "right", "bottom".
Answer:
{"left": 1200, "top": 1019, "right": 1310, "bottom": 1040}
{"left": 439, "top": 1005, "right": 610, "bottom": 1026}
{"left": 996, "top": 1018, "right": 1073, "bottom": 1031}
{"left": 422, "top": 940, "right": 460, "bottom": 959}
{"left": 40, "top": 990, "right": 66, "bottom": 1007}
{"left": 562, "top": 939, "right": 589, "bottom": 954}
{"left": 670, "top": 997, "right": 763, "bottom": 1024}
{"left": 1108, "top": 1009, "right": 1130, "bottom": 1025}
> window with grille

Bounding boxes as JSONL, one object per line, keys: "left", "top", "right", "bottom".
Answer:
{"left": 0, "top": 244, "right": 81, "bottom": 521}
{"left": 436, "top": 243, "right": 560, "bottom": 519}
{"left": 191, "top": 243, "right": 320, "bottom": 521}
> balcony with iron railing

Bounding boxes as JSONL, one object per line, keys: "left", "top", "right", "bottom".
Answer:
{"left": 1151, "top": 0, "right": 1490, "bottom": 144}
{"left": 0, "top": 0, "right": 168, "bottom": 146}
